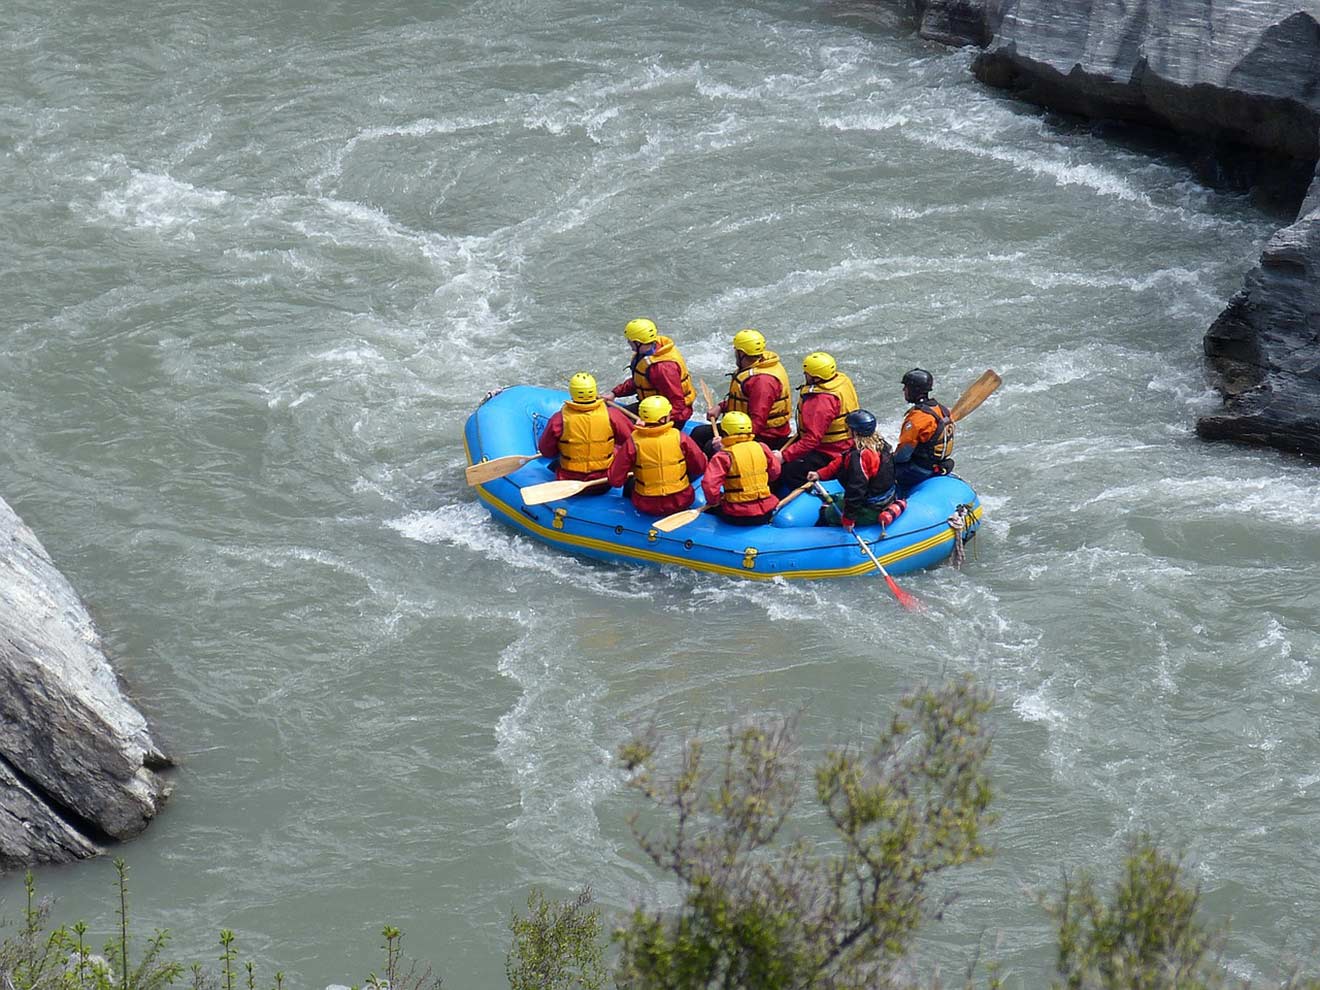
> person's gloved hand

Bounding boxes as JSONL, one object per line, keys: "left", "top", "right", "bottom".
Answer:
{"left": 841, "top": 516, "right": 856, "bottom": 530}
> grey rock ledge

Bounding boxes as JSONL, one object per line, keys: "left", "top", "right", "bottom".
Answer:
{"left": 1, "top": 495, "right": 172, "bottom": 871}
{"left": 891, "top": 0, "right": 1320, "bottom": 459}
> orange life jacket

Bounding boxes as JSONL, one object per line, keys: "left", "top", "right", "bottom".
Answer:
{"left": 632, "top": 423, "right": 690, "bottom": 497}
{"left": 558, "top": 400, "right": 616, "bottom": 474}
{"left": 795, "top": 372, "right": 860, "bottom": 446}
{"left": 725, "top": 351, "right": 791, "bottom": 431}
{"left": 721, "top": 435, "right": 771, "bottom": 503}
{"left": 630, "top": 336, "right": 696, "bottom": 410}
{"left": 907, "top": 399, "right": 955, "bottom": 469}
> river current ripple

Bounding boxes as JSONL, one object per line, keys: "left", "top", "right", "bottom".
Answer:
{"left": 1, "top": 0, "right": 1316, "bottom": 986}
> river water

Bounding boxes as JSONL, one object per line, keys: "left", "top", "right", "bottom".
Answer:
{"left": 3, "top": 0, "right": 1317, "bottom": 985}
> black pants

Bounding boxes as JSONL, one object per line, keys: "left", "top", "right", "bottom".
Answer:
{"left": 712, "top": 506, "right": 774, "bottom": 526}
{"left": 775, "top": 450, "right": 834, "bottom": 495}
{"left": 895, "top": 461, "right": 952, "bottom": 494}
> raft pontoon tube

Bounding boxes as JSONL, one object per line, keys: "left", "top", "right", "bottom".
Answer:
{"left": 464, "top": 386, "right": 982, "bottom": 580}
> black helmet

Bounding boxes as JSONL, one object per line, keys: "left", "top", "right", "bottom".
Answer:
{"left": 844, "top": 409, "right": 877, "bottom": 437}
{"left": 902, "top": 368, "right": 933, "bottom": 396}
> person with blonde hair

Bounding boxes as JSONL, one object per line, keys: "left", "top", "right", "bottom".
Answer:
{"left": 807, "top": 410, "right": 904, "bottom": 529}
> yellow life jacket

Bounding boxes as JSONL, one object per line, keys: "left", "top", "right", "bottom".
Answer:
{"left": 632, "top": 423, "right": 690, "bottom": 497}
{"left": 721, "top": 435, "right": 771, "bottom": 503}
{"left": 725, "top": 351, "right": 791, "bottom": 431}
{"left": 631, "top": 336, "right": 696, "bottom": 411}
{"left": 558, "top": 399, "right": 616, "bottom": 474}
{"left": 796, "top": 371, "right": 860, "bottom": 446}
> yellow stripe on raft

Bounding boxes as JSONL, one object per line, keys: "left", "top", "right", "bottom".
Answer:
{"left": 474, "top": 486, "right": 982, "bottom": 582}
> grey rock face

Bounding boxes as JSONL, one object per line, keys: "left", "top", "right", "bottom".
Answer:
{"left": 970, "top": 2, "right": 1320, "bottom": 164}
{"left": 0, "top": 496, "right": 171, "bottom": 870}
{"left": 886, "top": 0, "right": 1320, "bottom": 457}
{"left": 913, "top": 0, "right": 1001, "bottom": 48}
{"left": 1198, "top": 181, "right": 1320, "bottom": 456}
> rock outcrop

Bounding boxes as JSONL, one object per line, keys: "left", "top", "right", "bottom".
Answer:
{"left": 1, "top": 496, "right": 171, "bottom": 870}
{"left": 890, "top": 0, "right": 1320, "bottom": 458}
{"left": 1198, "top": 179, "right": 1320, "bottom": 455}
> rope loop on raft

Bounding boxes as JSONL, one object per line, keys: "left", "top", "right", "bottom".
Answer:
{"left": 946, "top": 503, "right": 970, "bottom": 569}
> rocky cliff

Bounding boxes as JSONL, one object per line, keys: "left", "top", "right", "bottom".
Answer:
{"left": 892, "top": 0, "right": 1320, "bottom": 458}
{"left": 1, "top": 496, "right": 171, "bottom": 870}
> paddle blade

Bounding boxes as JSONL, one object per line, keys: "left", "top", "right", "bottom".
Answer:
{"left": 698, "top": 379, "right": 717, "bottom": 416}
{"left": 466, "top": 454, "right": 536, "bottom": 486}
{"left": 884, "top": 574, "right": 924, "bottom": 612}
{"left": 950, "top": 370, "right": 1002, "bottom": 422}
{"left": 520, "top": 477, "right": 607, "bottom": 506}
{"left": 652, "top": 507, "right": 704, "bottom": 532}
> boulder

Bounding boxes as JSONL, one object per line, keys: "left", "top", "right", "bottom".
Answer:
{"left": 1198, "top": 177, "right": 1320, "bottom": 456}
{"left": 885, "top": 0, "right": 1320, "bottom": 458}
{"left": 912, "top": 0, "right": 1000, "bottom": 48}
{"left": 0, "top": 495, "right": 171, "bottom": 870}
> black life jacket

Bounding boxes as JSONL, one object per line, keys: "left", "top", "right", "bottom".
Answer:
{"left": 846, "top": 442, "right": 896, "bottom": 508}
{"left": 911, "top": 400, "right": 954, "bottom": 470}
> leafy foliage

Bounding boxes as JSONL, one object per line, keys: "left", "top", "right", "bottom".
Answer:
{"left": 1045, "top": 837, "right": 1320, "bottom": 990}
{"left": 3, "top": 678, "right": 1318, "bottom": 990}
{"left": 612, "top": 677, "right": 996, "bottom": 990}
{"left": 506, "top": 888, "right": 605, "bottom": 990}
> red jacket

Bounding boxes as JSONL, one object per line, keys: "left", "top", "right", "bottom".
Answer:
{"left": 718, "top": 373, "right": 791, "bottom": 441}
{"left": 782, "top": 392, "right": 852, "bottom": 462}
{"left": 608, "top": 429, "right": 708, "bottom": 515}
{"left": 537, "top": 405, "right": 635, "bottom": 480}
{"left": 701, "top": 443, "right": 781, "bottom": 517}
{"left": 612, "top": 360, "right": 693, "bottom": 425}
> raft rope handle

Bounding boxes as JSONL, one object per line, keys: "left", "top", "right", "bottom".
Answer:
{"left": 946, "top": 504, "right": 969, "bottom": 570}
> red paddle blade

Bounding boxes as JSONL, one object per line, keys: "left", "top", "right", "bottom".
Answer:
{"left": 884, "top": 574, "right": 923, "bottom": 612}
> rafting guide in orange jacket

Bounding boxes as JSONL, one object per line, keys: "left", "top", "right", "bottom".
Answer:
{"left": 893, "top": 367, "right": 955, "bottom": 492}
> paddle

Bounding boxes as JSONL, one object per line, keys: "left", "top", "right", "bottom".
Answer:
{"left": 651, "top": 481, "right": 813, "bottom": 534}
{"left": 607, "top": 399, "right": 641, "bottom": 423}
{"left": 698, "top": 379, "right": 719, "bottom": 420}
{"left": 652, "top": 503, "right": 712, "bottom": 533}
{"left": 812, "top": 481, "right": 922, "bottom": 612}
{"left": 465, "top": 454, "right": 540, "bottom": 486}
{"left": 520, "top": 476, "right": 614, "bottom": 506}
{"left": 950, "top": 369, "right": 1002, "bottom": 422}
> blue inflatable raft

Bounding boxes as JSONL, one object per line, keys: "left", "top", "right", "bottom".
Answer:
{"left": 464, "top": 386, "right": 982, "bottom": 580}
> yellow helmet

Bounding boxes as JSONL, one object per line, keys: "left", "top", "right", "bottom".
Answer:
{"left": 624, "top": 318, "right": 659, "bottom": 344}
{"left": 568, "top": 372, "right": 597, "bottom": 404}
{"left": 732, "top": 328, "right": 766, "bottom": 357}
{"left": 637, "top": 395, "right": 672, "bottom": 424}
{"left": 718, "top": 411, "right": 754, "bottom": 437}
{"left": 803, "top": 351, "right": 837, "bottom": 380}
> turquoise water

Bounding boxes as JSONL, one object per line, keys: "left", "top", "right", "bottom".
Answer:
{"left": 2, "top": 0, "right": 1316, "bottom": 985}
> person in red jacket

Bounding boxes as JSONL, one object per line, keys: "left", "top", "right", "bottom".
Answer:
{"left": 776, "top": 351, "right": 861, "bottom": 494}
{"left": 537, "top": 372, "right": 635, "bottom": 481}
{"left": 607, "top": 395, "right": 708, "bottom": 516}
{"left": 700, "top": 411, "right": 781, "bottom": 526}
{"left": 690, "top": 328, "right": 793, "bottom": 454}
{"left": 602, "top": 317, "right": 697, "bottom": 426}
